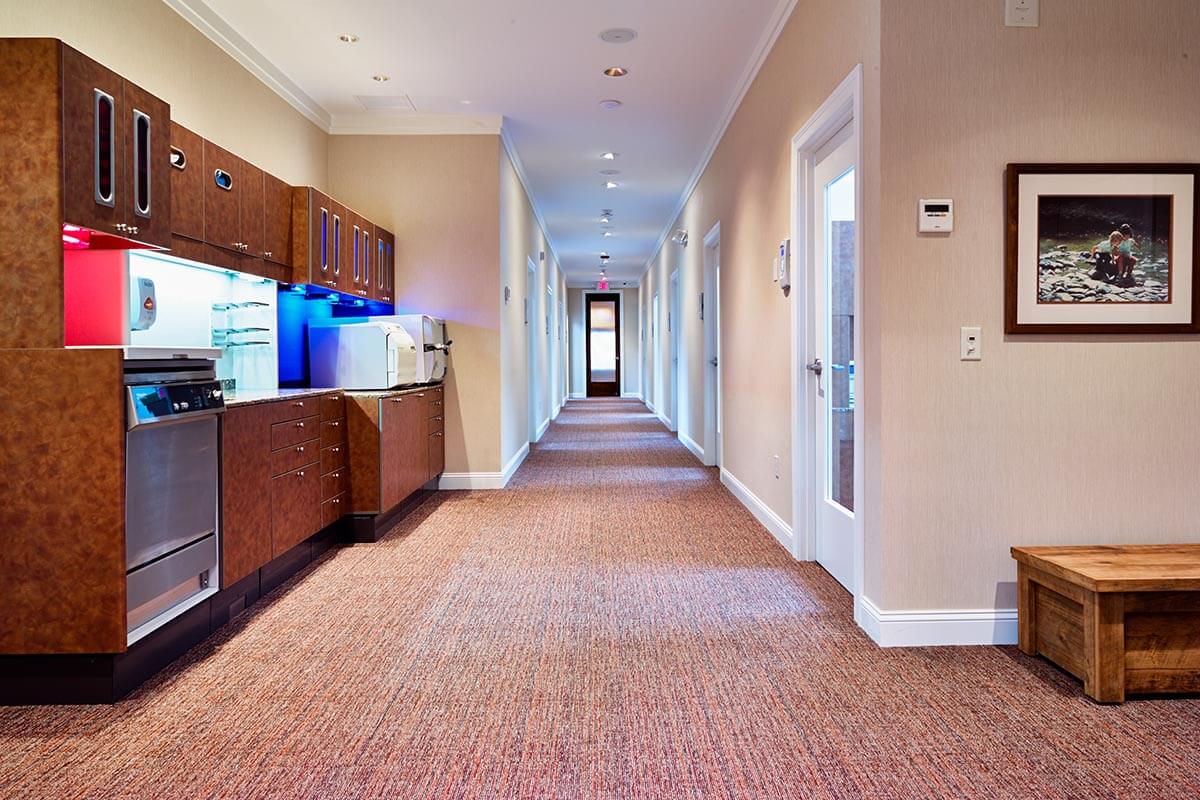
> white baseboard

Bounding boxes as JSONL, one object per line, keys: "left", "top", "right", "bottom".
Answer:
{"left": 679, "top": 431, "right": 705, "bottom": 461}
{"left": 645, "top": 399, "right": 657, "bottom": 413}
{"left": 719, "top": 468, "right": 794, "bottom": 554}
{"left": 569, "top": 392, "right": 585, "bottom": 399}
{"left": 438, "top": 442, "right": 530, "bottom": 491}
{"left": 534, "top": 416, "right": 550, "bottom": 442}
{"left": 621, "top": 392, "right": 642, "bottom": 400}
{"left": 856, "top": 596, "right": 1018, "bottom": 647}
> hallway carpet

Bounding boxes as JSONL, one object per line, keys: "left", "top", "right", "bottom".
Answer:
{"left": 3, "top": 399, "right": 1200, "bottom": 799}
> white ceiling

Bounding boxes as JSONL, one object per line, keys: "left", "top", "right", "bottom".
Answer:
{"left": 167, "top": 0, "right": 793, "bottom": 284}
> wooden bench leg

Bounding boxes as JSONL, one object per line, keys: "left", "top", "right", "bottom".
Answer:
{"left": 1083, "top": 591, "right": 1125, "bottom": 703}
{"left": 1016, "top": 564, "right": 1037, "bottom": 656}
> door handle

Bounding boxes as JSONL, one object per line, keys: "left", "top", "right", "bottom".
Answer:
{"left": 806, "top": 358, "right": 823, "bottom": 377}
{"left": 709, "top": 357, "right": 718, "bottom": 367}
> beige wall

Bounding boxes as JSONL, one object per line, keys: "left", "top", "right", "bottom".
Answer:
{"left": 500, "top": 147, "right": 565, "bottom": 467}
{"left": 329, "top": 135, "right": 502, "bottom": 475}
{"left": 0, "top": 0, "right": 328, "bottom": 188}
{"left": 641, "top": 0, "right": 882, "bottom": 555}
{"left": 878, "top": 0, "right": 1200, "bottom": 610}
{"left": 568, "top": 287, "right": 640, "bottom": 398}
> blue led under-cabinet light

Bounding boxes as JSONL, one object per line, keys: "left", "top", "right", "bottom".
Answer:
{"left": 276, "top": 284, "right": 393, "bottom": 387}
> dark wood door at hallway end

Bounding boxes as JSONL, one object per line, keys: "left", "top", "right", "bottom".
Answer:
{"left": 586, "top": 293, "right": 621, "bottom": 397}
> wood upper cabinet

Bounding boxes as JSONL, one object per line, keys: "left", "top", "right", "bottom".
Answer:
{"left": 375, "top": 227, "right": 395, "bottom": 304}
{"left": 61, "top": 43, "right": 170, "bottom": 248}
{"left": 262, "top": 172, "right": 292, "bottom": 266}
{"left": 331, "top": 199, "right": 355, "bottom": 295}
{"left": 220, "top": 404, "right": 274, "bottom": 588}
{"left": 348, "top": 212, "right": 372, "bottom": 299}
{"left": 121, "top": 79, "right": 171, "bottom": 248}
{"left": 169, "top": 122, "right": 204, "bottom": 242}
{"left": 293, "top": 187, "right": 336, "bottom": 289}
{"left": 203, "top": 139, "right": 241, "bottom": 253}
{"left": 238, "top": 157, "right": 265, "bottom": 259}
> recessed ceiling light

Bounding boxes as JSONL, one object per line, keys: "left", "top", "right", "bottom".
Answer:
{"left": 604, "top": 181, "right": 620, "bottom": 189}
{"left": 603, "top": 66, "right": 629, "bottom": 78}
{"left": 459, "top": 99, "right": 472, "bottom": 105}
{"left": 601, "top": 152, "right": 617, "bottom": 160}
{"left": 603, "top": 231, "right": 613, "bottom": 237}
{"left": 598, "top": 99, "right": 622, "bottom": 111}
{"left": 372, "top": 74, "right": 390, "bottom": 82}
{"left": 600, "top": 216, "right": 611, "bottom": 224}
{"left": 339, "top": 33, "right": 360, "bottom": 44}
{"left": 599, "top": 28, "right": 638, "bottom": 44}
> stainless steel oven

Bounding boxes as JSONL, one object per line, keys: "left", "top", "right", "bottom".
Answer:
{"left": 124, "top": 358, "right": 224, "bottom": 642}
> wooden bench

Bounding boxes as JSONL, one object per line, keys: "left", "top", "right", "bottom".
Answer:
{"left": 1011, "top": 544, "right": 1200, "bottom": 703}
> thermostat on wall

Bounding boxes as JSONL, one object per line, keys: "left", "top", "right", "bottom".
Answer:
{"left": 918, "top": 198, "right": 954, "bottom": 233}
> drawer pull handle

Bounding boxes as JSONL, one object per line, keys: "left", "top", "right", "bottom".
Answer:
{"left": 296, "top": 422, "right": 305, "bottom": 428}
{"left": 331, "top": 447, "right": 340, "bottom": 453}
{"left": 331, "top": 421, "right": 340, "bottom": 427}
{"left": 297, "top": 470, "right": 305, "bottom": 477}
{"left": 333, "top": 498, "right": 340, "bottom": 504}
{"left": 293, "top": 401, "right": 305, "bottom": 407}
{"left": 391, "top": 398, "right": 403, "bottom": 403}
{"left": 332, "top": 472, "right": 340, "bottom": 478}
{"left": 296, "top": 446, "right": 305, "bottom": 453}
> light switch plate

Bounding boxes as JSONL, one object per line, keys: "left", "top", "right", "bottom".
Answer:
{"left": 1005, "top": 0, "right": 1039, "bottom": 27}
{"left": 961, "top": 326, "right": 982, "bottom": 361}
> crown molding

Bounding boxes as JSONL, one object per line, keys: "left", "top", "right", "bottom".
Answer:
{"left": 643, "top": 0, "right": 799, "bottom": 278}
{"left": 162, "top": 0, "right": 331, "bottom": 130}
{"left": 329, "top": 113, "right": 504, "bottom": 136}
{"left": 500, "top": 122, "right": 563, "bottom": 274}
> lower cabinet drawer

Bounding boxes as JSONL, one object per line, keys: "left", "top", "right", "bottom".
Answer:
{"left": 427, "top": 414, "right": 444, "bottom": 435}
{"left": 321, "top": 418, "right": 347, "bottom": 447}
{"left": 322, "top": 492, "right": 346, "bottom": 527}
{"left": 428, "top": 430, "right": 445, "bottom": 480}
{"left": 322, "top": 442, "right": 347, "bottom": 474}
{"left": 322, "top": 466, "right": 350, "bottom": 501}
{"left": 271, "top": 437, "right": 320, "bottom": 477}
{"left": 271, "top": 414, "right": 319, "bottom": 449}
{"left": 270, "top": 462, "right": 320, "bottom": 557}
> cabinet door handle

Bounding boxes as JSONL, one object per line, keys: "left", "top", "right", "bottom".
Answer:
{"left": 391, "top": 398, "right": 403, "bottom": 403}
{"left": 330, "top": 421, "right": 340, "bottom": 427}
{"left": 214, "top": 169, "right": 233, "bottom": 191}
{"left": 132, "top": 109, "right": 151, "bottom": 218}
{"left": 265, "top": 251, "right": 273, "bottom": 258}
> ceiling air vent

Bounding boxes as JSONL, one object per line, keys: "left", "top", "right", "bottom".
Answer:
{"left": 355, "top": 95, "right": 416, "bottom": 112}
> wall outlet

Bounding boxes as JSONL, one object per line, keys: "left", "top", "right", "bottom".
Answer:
{"left": 1005, "top": 0, "right": 1039, "bottom": 27}
{"left": 960, "top": 326, "right": 982, "bottom": 361}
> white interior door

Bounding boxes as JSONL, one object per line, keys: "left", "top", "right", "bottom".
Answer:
{"left": 702, "top": 227, "right": 722, "bottom": 468}
{"left": 810, "top": 126, "right": 856, "bottom": 592}
{"left": 668, "top": 271, "right": 680, "bottom": 431}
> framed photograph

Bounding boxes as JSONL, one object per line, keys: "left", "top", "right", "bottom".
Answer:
{"left": 1005, "top": 163, "right": 1200, "bottom": 334}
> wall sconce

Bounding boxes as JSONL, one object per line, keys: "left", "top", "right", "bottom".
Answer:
{"left": 671, "top": 229, "right": 689, "bottom": 247}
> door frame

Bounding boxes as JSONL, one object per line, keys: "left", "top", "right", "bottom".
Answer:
{"left": 584, "top": 291, "right": 622, "bottom": 397}
{"left": 789, "top": 64, "right": 865, "bottom": 605}
{"left": 527, "top": 257, "right": 541, "bottom": 443}
{"left": 667, "top": 269, "right": 681, "bottom": 432}
{"left": 702, "top": 222, "right": 722, "bottom": 468}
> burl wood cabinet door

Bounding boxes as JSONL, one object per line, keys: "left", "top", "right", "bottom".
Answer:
{"left": 238, "top": 157, "right": 264, "bottom": 258}
{"left": 271, "top": 464, "right": 321, "bottom": 558}
{"left": 220, "top": 405, "right": 273, "bottom": 588}
{"left": 61, "top": 45, "right": 125, "bottom": 237}
{"left": 121, "top": 78, "right": 171, "bottom": 248}
{"left": 262, "top": 172, "right": 292, "bottom": 266}
{"left": 307, "top": 188, "right": 335, "bottom": 288}
{"left": 169, "top": 122, "right": 204, "bottom": 242}
{"left": 203, "top": 139, "right": 240, "bottom": 254}
{"left": 428, "top": 432, "right": 445, "bottom": 482}
{"left": 380, "top": 395, "right": 424, "bottom": 512}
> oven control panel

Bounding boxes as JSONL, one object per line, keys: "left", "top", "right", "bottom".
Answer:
{"left": 127, "top": 381, "right": 225, "bottom": 428}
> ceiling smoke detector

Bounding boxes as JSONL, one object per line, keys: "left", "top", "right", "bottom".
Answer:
{"left": 598, "top": 99, "right": 622, "bottom": 111}
{"left": 599, "top": 28, "right": 638, "bottom": 44}
{"left": 372, "top": 74, "right": 390, "bottom": 82}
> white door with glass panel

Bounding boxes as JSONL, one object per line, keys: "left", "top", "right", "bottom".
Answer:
{"left": 808, "top": 126, "right": 856, "bottom": 592}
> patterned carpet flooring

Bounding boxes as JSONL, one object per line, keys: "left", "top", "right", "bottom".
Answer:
{"left": 3, "top": 398, "right": 1200, "bottom": 799}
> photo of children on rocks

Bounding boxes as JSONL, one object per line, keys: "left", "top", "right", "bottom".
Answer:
{"left": 1036, "top": 195, "right": 1171, "bottom": 303}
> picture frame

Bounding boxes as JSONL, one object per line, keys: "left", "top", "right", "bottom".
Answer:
{"left": 1004, "top": 163, "right": 1200, "bottom": 334}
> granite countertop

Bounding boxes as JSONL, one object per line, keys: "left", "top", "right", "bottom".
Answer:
{"left": 225, "top": 383, "right": 443, "bottom": 407}
{"left": 223, "top": 387, "right": 338, "bottom": 407}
